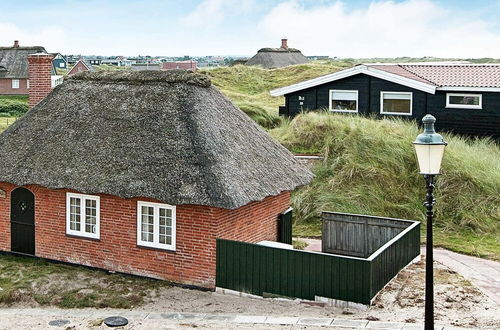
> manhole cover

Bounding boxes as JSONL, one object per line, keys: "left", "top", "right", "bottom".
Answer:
{"left": 104, "top": 316, "right": 128, "bottom": 327}
{"left": 48, "top": 319, "right": 70, "bottom": 326}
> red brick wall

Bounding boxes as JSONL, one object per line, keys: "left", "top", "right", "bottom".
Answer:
{"left": 67, "top": 61, "right": 89, "bottom": 76}
{"left": 162, "top": 61, "right": 197, "bottom": 70}
{"left": 0, "top": 78, "right": 29, "bottom": 95}
{"left": 27, "top": 54, "right": 54, "bottom": 109}
{"left": 0, "top": 182, "right": 290, "bottom": 287}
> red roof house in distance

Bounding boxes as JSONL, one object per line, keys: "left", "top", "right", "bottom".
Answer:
{"left": 0, "top": 70, "right": 312, "bottom": 287}
{"left": 67, "top": 59, "right": 95, "bottom": 76}
{"left": 162, "top": 60, "right": 197, "bottom": 71}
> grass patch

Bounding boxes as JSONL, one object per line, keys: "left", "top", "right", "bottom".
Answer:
{"left": 271, "top": 112, "right": 500, "bottom": 259}
{"left": 0, "top": 117, "right": 18, "bottom": 133}
{"left": 202, "top": 60, "right": 353, "bottom": 128}
{"left": 0, "top": 254, "right": 169, "bottom": 308}
{"left": 0, "top": 95, "right": 28, "bottom": 116}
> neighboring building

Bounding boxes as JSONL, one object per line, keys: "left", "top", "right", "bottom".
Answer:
{"left": 51, "top": 53, "right": 67, "bottom": 69}
{"left": 271, "top": 63, "right": 500, "bottom": 138}
{"left": 162, "top": 61, "right": 197, "bottom": 71}
{"left": 246, "top": 39, "right": 310, "bottom": 69}
{"left": 67, "top": 59, "right": 95, "bottom": 76}
{"left": 0, "top": 70, "right": 313, "bottom": 287}
{"left": 131, "top": 63, "right": 161, "bottom": 71}
{"left": 87, "top": 58, "right": 102, "bottom": 65}
{"left": 0, "top": 40, "right": 61, "bottom": 97}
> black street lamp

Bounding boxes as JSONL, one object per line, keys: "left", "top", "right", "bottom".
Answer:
{"left": 413, "top": 115, "right": 447, "bottom": 330}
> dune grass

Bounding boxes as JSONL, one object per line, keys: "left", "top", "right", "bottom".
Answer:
{"left": 203, "top": 60, "right": 353, "bottom": 128}
{"left": 271, "top": 112, "right": 500, "bottom": 259}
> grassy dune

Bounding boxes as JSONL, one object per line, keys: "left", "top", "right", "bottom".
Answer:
{"left": 203, "top": 60, "right": 353, "bottom": 128}
{"left": 207, "top": 64, "right": 500, "bottom": 260}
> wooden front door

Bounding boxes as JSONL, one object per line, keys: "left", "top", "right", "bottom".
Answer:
{"left": 10, "top": 187, "right": 35, "bottom": 255}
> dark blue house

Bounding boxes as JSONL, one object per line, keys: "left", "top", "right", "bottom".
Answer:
{"left": 271, "top": 63, "right": 500, "bottom": 138}
{"left": 51, "top": 53, "right": 67, "bottom": 69}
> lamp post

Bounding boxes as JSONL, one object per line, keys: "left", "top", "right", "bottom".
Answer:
{"left": 413, "top": 115, "right": 447, "bottom": 330}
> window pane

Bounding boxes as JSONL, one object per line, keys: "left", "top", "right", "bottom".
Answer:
{"left": 383, "top": 99, "right": 411, "bottom": 113}
{"left": 332, "top": 100, "right": 357, "bottom": 111}
{"left": 383, "top": 92, "right": 411, "bottom": 100}
{"left": 449, "top": 95, "right": 480, "bottom": 106}
{"left": 332, "top": 91, "right": 357, "bottom": 101}
{"left": 141, "top": 206, "right": 154, "bottom": 242}
{"left": 85, "top": 199, "right": 97, "bottom": 234}
{"left": 70, "top": 197, "right": 81, "bottom": 231}
{"left": 159, "top": 207, "right": 172, "bottom": 246}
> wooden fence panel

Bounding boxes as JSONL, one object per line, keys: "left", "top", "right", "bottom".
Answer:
{"left": 217, "top": 239, "right": 372, "bottom": 304}
{"left": 278, "top": 208, "right": 293, "bottom": 245}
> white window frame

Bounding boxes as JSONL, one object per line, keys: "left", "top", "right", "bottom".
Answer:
{"left": 329, "top": 89, "right": 359, "bottom": 113}
{"left": 380, "top": 91, "right": 413, "bottom": 116}
{"left": 137, "top": 201, "right": 176, "bottom": 251}
{"left": 66, "top": 193, "right": 100, "bottom": 239}
{"left": 446, "top": 93, "right": 482, "bottom": 109}
{"left": 11, "top": 79, "right": 19, "bottom": 89}
{"left": 26, "top": 79, "right": 29, "bottom": 89}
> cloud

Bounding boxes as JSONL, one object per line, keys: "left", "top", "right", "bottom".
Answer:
{"left": 181, "top": 0, "right": 256, "bottom": 28}
{"left": 258, "top": 0, "right": 500, "bottom": 58}
{"left": 0, "top": 22, "right": 66, "bottom": 52}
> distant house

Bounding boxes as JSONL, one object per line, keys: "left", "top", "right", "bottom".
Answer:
{"left": 270, "top": 63, "right": 500, "bottom": 138}
{"left": 51, "top": 53, "right": 67, "bottom": 69}
{"left": 88, "top": 58, "right": 102, "bottom": 65}
{"left": 162, "top": 61, "right": 197, "bottom": 71}
{"left": 0, "top": 40, "right": 60, "bottom": 96}
{"left": 246, "top": 39, "right": 309, "bottom": 69}
{"left": 0, "top": 70, "right": 312, "bottom": 287}
{"left": 67, "top": 59, "right": 94, "bottom": 76}
{"left": 131, "top": 63, "right": 161, "bottom": 71}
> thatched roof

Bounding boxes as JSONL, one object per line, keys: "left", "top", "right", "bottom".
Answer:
{"left": 0, "top": 70, "right": 312, "bottom": 209}
{"left": 246, "top": 48, "right": 309, "bottom": 69}
{"left": 0, "top": 46, "right": 47, "bottom": 78}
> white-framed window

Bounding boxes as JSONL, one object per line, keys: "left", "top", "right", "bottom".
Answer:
{"left": 446, "top": 93, "right": 482, "bottom": 109}
{"left": 329, "top": 90, "right": 358, "bottom": 112}
{"left": 26, "top": 80, "right": 29, "bottom": 89}
{"left": 380, "top": 91, "right": 412, "bottom": 115}
{"left": 11, "top": 79, "right": 19, "bottom": 89}
{"left": 59, "top": 62, "right": 65, "bottom": 68}
{"left": 66, "top": 193, "right": 100, "bottom": 239}
{"left": 137, "top": 201, "right": 176, "bottom": 251}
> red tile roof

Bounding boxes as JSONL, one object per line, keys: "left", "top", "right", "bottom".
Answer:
{"left": 367, "top": 64, "right": 500, "bottom": 88}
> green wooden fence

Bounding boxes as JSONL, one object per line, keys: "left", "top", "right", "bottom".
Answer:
{"left": 216, "top": 217, "right": 420, "bottom": 305}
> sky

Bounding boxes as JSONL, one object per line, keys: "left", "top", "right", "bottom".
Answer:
{"left": 1, "top": 0, "right": 500, "bottom": 58}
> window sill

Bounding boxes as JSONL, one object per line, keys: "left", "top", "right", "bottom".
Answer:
{"left": 136, "top": 243, "right": 176, "bottom": 253}
{"left": 380, "top": 112, "right": 412, "bottom": 116}
{"left": 445, "top": 106, "right": 482, "bottom": 110}
{"left": 65, "top": 233, "right": 100, "bottom": 242}
{"left": 330, "top": 109, "right": 358, "bottom": 113}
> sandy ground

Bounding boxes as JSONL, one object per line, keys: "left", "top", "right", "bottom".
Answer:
{"left": 0, "top": 259, "right": 498, "bottom": 329}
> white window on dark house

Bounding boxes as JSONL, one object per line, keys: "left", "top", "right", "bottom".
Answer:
{"left": 59, "top": 62, "right": 65, "bottom": 68}
{"left": 380, "top": 92, "right": 412, "bottom": 115}
{"left": 446, "top": 93, "right": 482, "bottom": 109}
{"left": 66, "top": 193, "right": 100, "bottom": 239}
{"left": 329, "top": 90, "right": 358, "bottom": 112}
{"left": 12, "top": 79, "right": 19, "bottom": 89}
{"left": 137, "top": 201, "right": 176, "bottom": 251}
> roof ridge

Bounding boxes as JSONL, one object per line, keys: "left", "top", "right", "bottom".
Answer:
{"left": 397, "top": 64, "right": 437, "bottom": 86}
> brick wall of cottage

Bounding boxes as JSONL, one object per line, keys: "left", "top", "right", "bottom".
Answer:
{"left": 0, "top": 78, "right": 29, "bottom": 95}
{"left": 0, "top": 182, "right": 290, "bottom": 287}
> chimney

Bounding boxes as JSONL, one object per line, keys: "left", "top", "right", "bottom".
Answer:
{"left": 27, "top": 53, "right": 54, "bottom": 109}
{"left": 13, "top": 40, "right": 19, "bottom": 48}
{"left": 281, "top": 38, "right": 288, "bottom": 49}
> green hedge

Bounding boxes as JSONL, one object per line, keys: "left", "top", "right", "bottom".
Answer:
{"left": 0, "top": 96, "right": 29, "bottom": 116}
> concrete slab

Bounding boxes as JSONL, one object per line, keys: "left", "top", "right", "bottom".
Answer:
{"left": 366, "top": 321, "right": 404, "bottom": 329}
{"left": 203, "top": 314, "right": 236, "bottom": 322}
{"left": 401, "top": 324, "right": 424, "bottom": 330}
{"left": 297, "top": 317, "right": 334, "bottom": 326}
{"left": 331, "top": 319, "right": 368, "bottom": 328}
{"left": 233, "top": 315, "right": 267, "bottom": 323}
{"left": 146, "top": 312, "right": 205, "bottom": 321}
{"left": 264, "top": 316, "right": 299, "bottom": 325}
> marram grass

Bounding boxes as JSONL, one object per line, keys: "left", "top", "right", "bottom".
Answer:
{"left": 271, "top": 112, "right": 500, "bottom": 259}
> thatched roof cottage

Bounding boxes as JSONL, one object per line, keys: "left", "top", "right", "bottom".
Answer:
{"left": 0, "top": 70, "right": 312, "bottom": 287}
{"left": 246, "top": 39, "right": 309, "bottom": 69}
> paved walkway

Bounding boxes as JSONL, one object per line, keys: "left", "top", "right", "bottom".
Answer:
{"left": 0, "top": 308, "right": 473, "bottom": 329}
{"left": 300, "top": 238, "right": 500, "bottom": 306}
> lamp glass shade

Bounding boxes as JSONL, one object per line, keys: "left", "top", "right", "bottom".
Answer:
{"left": 414, "top": 143, "right": 446, "bottom": 175}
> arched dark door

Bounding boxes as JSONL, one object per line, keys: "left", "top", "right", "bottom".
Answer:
{"left": 10, "top": 187, "right": 35, "bottom": 255}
